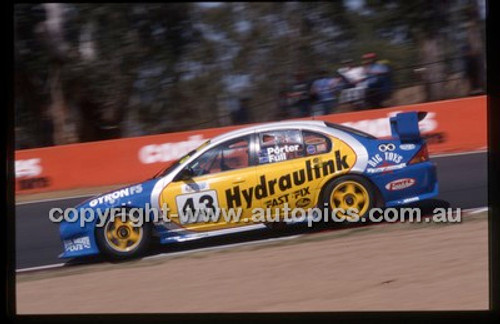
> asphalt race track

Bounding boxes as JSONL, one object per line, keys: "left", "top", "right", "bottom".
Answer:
{"left": 15, "top": 152, "right": 488, "bottom": 270}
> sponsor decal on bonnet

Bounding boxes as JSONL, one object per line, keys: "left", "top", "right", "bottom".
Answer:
{"left": 89, "top": 184, "right": 143, "bottom": 207}
{"left": 181, "top": 182, "right": 209, "bottom": 193}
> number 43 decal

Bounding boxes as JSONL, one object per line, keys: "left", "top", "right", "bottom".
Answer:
{"left": 175, "top": 190, "right": 219, "bottom": 217}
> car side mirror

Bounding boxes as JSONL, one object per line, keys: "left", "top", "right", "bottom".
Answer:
{"left": 176, "top": 167, "right": 195, "bottom": 181}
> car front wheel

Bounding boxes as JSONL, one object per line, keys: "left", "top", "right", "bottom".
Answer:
{"left": 95, "top": 210, "right": 152, "bottom": 260}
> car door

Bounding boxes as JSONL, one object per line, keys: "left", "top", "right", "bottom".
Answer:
{"left": 159, "top": 134, "right": 257, "bottom": 232}
{"left": 252, "top": 129, "right": 338, "bottom": 216}
{"left": 251, "top": 129, "right": 315, "bottom": 213}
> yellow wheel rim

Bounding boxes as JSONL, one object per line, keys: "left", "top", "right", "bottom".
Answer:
{"left": 104, "top": 215, "right": 143, "bottom": 252}
{"left": 330, "top": 180, "right": 370, "bottom": 220}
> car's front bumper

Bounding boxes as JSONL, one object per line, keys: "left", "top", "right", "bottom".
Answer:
{"left": 59, "top": 220, "right": 100, "bottom": 259}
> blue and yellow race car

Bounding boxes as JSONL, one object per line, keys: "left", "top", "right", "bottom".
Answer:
{"left": 59, "top": 111, "right": 438, "bottom": 260}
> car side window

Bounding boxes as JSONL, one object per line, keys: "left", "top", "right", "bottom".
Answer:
{"left": 188, "top": 136, "right": 250, "bottom": 176}
{"left": 302, "top": 131, "right": 332, "bottom": 156}
{"left": 257, "top": 130, "right": 304, "bottom": 164}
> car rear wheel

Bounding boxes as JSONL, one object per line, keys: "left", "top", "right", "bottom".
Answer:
{"left": 322, "top": 175, "right": 376, "bottom": 224}
{"left": 95, "top": 210, "right": 152, "bottom": 260}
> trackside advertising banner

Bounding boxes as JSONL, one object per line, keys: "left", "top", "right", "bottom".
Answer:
{"left": 15, "top": 96, "right": 486, "bottom": 194}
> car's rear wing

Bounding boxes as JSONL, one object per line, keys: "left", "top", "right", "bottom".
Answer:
{"left": 389, "top": 111, "right": 427, "bottom": 143}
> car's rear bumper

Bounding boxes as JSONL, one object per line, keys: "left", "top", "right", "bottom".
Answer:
{"left": 369, "top": 161, "right": 438, "bottom": 207}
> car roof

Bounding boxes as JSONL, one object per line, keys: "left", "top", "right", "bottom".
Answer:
{"left": 210, "top": 120, "right": 329, "bottom": 144}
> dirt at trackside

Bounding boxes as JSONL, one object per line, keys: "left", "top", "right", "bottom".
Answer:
{"left": 16, "top": 212, "right": 489, "bottom": 313}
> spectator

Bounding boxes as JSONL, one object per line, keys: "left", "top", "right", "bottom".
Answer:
{"left": 41, "top": 111, "right": 55, "bottom": 147}
{"left": 231, "top": 97, "right": 250, "bottom": 125}
{"left": 310, "top": 69, "right": 341, "bottom": 115}
{"left": 361, "top": 53, "right": 392, "bottom": 108}
{"left": 463, "top": 22, "right": 485, "bottom": 95}
{"left": 287, "top": 71, "right": 312, "bottom": 117}
{"left": 276, "top": 83, "right": 290, "bottom": 120}
{"left": 377, "top": 58, "right": 393, "bottom": 99}
{"left": 337, "top": 58, "right": 366, "bottom": 88}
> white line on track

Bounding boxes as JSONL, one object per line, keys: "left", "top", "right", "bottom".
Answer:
{"left": 430, "top": 149, "right": 487, "bottom": 159}
{"left": 16, "top": 263, "right": 67, "bottom": 273}
{"left": 15, "top": 150, "right": 487, "bottom": 206}
{"left": 468, "top": 207, "right": 489, "bottom": 214}
{"left": 16, "top": 234, "right": 303, "bottom": 274}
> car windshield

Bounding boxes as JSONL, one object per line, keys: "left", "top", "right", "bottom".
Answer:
{"left": 151, "top": 140, "right": 211, "bottom": 179}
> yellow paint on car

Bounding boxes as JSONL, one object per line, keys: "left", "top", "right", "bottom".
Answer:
{"left": 159, "top": 135, "right": 357, "bottom": 231}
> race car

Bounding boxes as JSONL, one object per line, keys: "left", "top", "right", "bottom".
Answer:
{"left": 59, "top": 111, "right": 438, "bottom": 260}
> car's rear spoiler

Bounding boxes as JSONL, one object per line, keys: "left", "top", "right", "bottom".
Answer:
{"left": 389, "top": 111, "right": 427, "bottom": 143}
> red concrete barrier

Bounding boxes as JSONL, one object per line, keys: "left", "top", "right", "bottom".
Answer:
{"left": 15, "top": 96, "right": 487, "bottom": 194}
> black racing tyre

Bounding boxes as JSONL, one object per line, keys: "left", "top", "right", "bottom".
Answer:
{"left": 95, "top": 210, "right": 152, "bottom": 260}
{"left": 321, "top": 175, "right": 377, "bottom": 224}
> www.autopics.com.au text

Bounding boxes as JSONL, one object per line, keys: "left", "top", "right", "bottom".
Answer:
{"left": 48, "top": 204, "right": 462, "bottom": 228}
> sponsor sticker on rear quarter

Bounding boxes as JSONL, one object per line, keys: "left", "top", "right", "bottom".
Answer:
{"left": 385, "top": 178, "right": 416, "bottom": 191}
